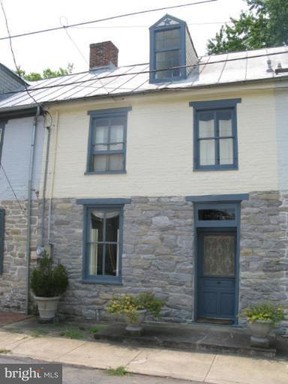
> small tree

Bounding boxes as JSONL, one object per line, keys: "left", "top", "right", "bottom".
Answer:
{"left": 16, "top": 63, "right": 74, "bottom": 81}
{"left": 207, "top": 0, "right": 288, "bottom": 54}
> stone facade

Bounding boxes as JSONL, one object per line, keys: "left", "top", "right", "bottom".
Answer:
{"left": 44, "top": 192, "right": 288, "bottom": 324}
{"left": 240, "top": 192, "right": 288, "bottom": 310}
{"left": 0, "top": 199, "right": 39, "bottom": 311}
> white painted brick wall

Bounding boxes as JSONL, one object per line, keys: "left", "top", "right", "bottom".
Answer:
{"left": 46, "top": 90, "right": 280, "bottom": 199}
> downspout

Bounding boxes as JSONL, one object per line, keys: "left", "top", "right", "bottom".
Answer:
{"left": 48, "top": 111, "right": 59, "bottom": 244}
{"left": 25, "top": 106, "right": 41, "bottom": 315}
{"left": 40, "top": 120, "right": 51, "bottom": 246}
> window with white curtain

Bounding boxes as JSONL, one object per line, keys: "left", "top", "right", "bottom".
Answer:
{"left": 87, "top": 107, "right": 131, "bottom": 174}
{"left": 190, "top": 99, "right": 241, "bottom": 170}
{"left": 84, "top": 205, "right": 123, "bottom": 283}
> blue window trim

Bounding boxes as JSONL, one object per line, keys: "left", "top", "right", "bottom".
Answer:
{"left": 191, "top": 196, "right": 245, "bottom": 324}
{"left": 0, "top": 208, "right": 4, "bottom": 275}
{"left": 78, "top": 198, "right": 131, "bottom": 284}
{"left": 186, "top": 194, "right": 249, "bottom": 203}
{"left": 149, "top": 14, "right": 186, "bottom": 83}
{"left": 0, "top": 121, "right": 5, "bottom": 166}
{"left": 189, "top": 99, "right": 241, "bottom": 171}
{"left": 86, "top": 107, "right": 131, "bottom": 175}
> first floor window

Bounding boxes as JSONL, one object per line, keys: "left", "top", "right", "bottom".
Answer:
{"left": 0, "top": 209, "right": 4, "bottom": 274}
{"left": 79, "top": 201, "right": 128, "bottom": 284}
{"left": 190, "top": 99, "right": 241, "bottom": 170}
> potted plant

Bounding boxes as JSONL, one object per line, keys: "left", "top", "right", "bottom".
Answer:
{"left": 241, "top": 302, "right": 284, "bottom": 348}
{"left": 106, "top": 292, "right": 164, "bottom": 333}
{"left": 30, "top": 251, "right": 69, "bottom": 321}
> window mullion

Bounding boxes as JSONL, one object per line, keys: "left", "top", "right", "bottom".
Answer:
{"left": 102, "top": 212, "right": 107, "bottom": 276}
{"left": 214, "top": 112, "right": 220, "bottom": 165}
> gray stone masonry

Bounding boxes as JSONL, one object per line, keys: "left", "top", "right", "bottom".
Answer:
{"left": 45, "top": 192, "right": 288, "bottom": 326}
{"left": 239, "top": 192, "right": 288, "bottom": 325}
{"left": 0, "top": 199, "right": 39, "bottom": 311}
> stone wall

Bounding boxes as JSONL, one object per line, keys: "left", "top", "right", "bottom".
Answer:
{"left": 0, "top": 199, "right": 39, "bottom": 312}
{"left": 44, "top": 192, "right": 288, "bottom": 323}
{"left": 240, "top": 192, "right": 288, "bottom": 312}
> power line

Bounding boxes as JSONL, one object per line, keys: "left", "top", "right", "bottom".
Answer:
{"left": 0, "top": 0, "right": 43, "bottom": 109}
{"left": 0, "top": 164, "right": 25, "bottom": 213}
{"left": 0, "top": 0, "right": 217, "bottom": 41}
{"left": 0, "top": 48, "right": 287, "bottom": 99}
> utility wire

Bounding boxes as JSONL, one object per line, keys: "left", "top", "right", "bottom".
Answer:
{"left": 0, "top": 0, "right": 43, "bottom": 109}
{"left": 0, "top": 0, "right": 217, "bottom": 41}
{"left": 0, "top": 164, "right": 25, "bottom": 212}
{"left": 0, "top": 48, "right": 287, "bottom": 98}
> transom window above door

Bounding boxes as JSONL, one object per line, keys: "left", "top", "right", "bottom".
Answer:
{"left": 190, "top": 99, "right": 241, "bottom": 171}
{"left": 86, "top": 107, "right": 131, "bottom": 174}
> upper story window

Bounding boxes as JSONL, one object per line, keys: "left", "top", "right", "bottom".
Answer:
{"left": 190, "top": 99, "right": 241, "bottom": 171}
{"left": 86, "top": 107, "right": 131, "bottom": 174}
{"left": 150, "top": 15, "right": 186, "bottom": 83}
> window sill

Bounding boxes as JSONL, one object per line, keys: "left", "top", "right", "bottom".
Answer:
{"left": 193, "top": 166, "right": 238, "bottom": 172}
{"left": 84, "top": 170, "right": 127, "bottom": 175}
{"left": 81, "top": 278, "right": 123, "bottom": 285}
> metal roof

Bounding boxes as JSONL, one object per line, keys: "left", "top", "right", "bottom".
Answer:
{"left": 0, "top": 46, "right": 287, "bottom": 111}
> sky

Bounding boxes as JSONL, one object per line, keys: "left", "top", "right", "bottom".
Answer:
{"left": 0, "top": 0, "right": 249, "bottom": 74}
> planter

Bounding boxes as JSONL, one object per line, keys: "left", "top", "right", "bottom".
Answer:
{"left": 248, "top": 320, "right": 274, "bottom": 348}
{"left": 34, "top": 296, "right": 61, "bottom": 321}
{"left": 125, "top": 309, "right": 147, "bottom": 335}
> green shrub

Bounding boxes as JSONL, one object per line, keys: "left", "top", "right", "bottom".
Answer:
{"left": 242, "top": 302, "right": 284, "bottom": 324}
{"left": 30, "top": 252, "right": 68, "bottom": 297}
{"left": 106, "top": 292, "right": 164, "bottom": 324}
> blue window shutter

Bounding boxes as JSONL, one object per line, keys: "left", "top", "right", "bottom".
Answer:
{"left": 0, "top": 209, "right": 5, "bottom": 274}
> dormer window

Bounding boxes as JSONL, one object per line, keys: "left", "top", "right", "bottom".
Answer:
{"left": 149, "top": 14, "right": 198, "bottom": 83}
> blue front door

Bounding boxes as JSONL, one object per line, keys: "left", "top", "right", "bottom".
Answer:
{"left": 197, "top": 230, "right": 236, "bottom": 322}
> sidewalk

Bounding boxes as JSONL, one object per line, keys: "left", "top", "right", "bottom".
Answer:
{"left": 0, "top": 316, "right": 288, "bottom": 384}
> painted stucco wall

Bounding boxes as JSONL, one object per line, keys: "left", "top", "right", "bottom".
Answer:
{"left": 45, "top": 88, "right": 279, "bottom": 199}
{"left": 0, "top": 116, "right": 45, "bottom": 200}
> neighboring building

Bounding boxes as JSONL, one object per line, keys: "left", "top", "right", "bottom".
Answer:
{"left": 0, "top": 64, "right": 46, "bottom": 311}
{"left": 0, "top": 14, "right": 287, "bottom": 325}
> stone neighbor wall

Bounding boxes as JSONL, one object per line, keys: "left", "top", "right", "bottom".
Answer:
{"left": 46, "top": 191, "right": 288, "bottom": 324}
{"left": 239, "top": 192, "right": 288, "bottom": 311}
{"left": 0, "top": 199, "right": 39, "bottom": 312}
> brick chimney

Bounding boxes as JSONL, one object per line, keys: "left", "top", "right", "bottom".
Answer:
{"left": 89, "top": 41, "right": 119, "bottom": 70}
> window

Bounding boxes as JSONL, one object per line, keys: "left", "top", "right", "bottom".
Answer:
{"left": 190, "top": 99, "right": 241, "bottom": 170}
{"left": 150, "top": 15, "right": 186, "bottom": 83}
{"left": 0, "top": 209, "right": 4, "bottom": 274}
{"left": 87, "top": 108, "right": 131, "bottom": 174}
{"left": 77, "top": 199, "right": 130, "bottom": 283}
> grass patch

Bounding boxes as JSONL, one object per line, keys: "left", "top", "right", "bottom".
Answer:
{"left": 60, "top": 328, "right": 85, "bottom": 339}
{"left": 106, "top": 366, "right": 128, "bottom": 376}
{"left": 0, "top": 349, "right": 11, "bottom": 354}
{"left": 89, "top": 326, "right": 100, "bottom": 334}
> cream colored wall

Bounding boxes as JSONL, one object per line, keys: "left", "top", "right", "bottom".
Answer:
{"left": 45, "top": 87, "right": 279, "bottom": 199}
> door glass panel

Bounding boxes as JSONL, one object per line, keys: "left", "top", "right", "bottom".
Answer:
{"left": 202, "top": 235, "right": 235, "bottom": 277}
